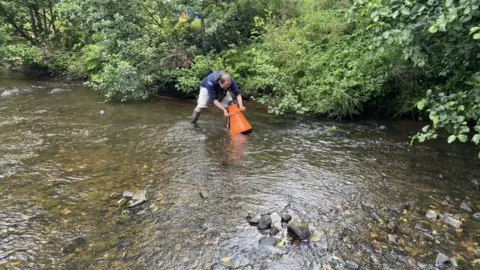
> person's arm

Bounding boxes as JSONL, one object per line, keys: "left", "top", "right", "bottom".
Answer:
{"left": 207, "top": 84, "right": 229, "bottom": 117}
{"left": 231, "top": 79, "right": 245, "bottom": 111}
{"left": 213, "top": 100, "right": 229, "bottom": 117}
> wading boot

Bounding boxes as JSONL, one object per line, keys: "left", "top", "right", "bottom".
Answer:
{"left": 191, "top": 111, "right": 201, "bottom": 124}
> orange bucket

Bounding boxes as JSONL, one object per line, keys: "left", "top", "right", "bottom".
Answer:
{"left": 228, "top": 104, "right": 252, "bottom": 135}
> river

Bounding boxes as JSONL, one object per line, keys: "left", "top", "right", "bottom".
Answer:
{"left": 1, "top": 71, "right": 480, "bottom": 269}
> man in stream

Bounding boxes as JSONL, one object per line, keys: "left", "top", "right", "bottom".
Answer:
{"left": 190, "top": 70, "right": 246, "bottom": 124}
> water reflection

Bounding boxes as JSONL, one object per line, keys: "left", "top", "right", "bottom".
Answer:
{"left": 226, "top": 134, "right": 249, "bottom": 164}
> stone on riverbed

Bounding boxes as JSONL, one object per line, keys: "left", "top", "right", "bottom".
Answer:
{"left": 435, "top": 253, "right": 451, "bottom": 269}
{"left": 371, "top": 212, "right": 384, "bottom": 224}
{"left": 472, "top": 213, "right": 480, "bottom": 221}
{"left": 1, "top": 88, "right": 20, "bottom": 97}
{"left": 270, "top": 227, "right": 279, "bottom": 236}
{"left": 460, "top": 202, "right": 472, "bottom": 212}
{"left": 109, "top": 192, "right": 122, "bottom": 199}
{"left": 425, "top": 210, "right": 438, "bottom": 220}
{"left": 386, "top": 220, "right": 398, "bottom": 234}
{"left": 443, "top": 216, "right": 463, "bottom": 228}
{"left": 387, "top": 234, "right": 396, "bottom": 243}
{"left": 287, "top": 219, "right": 311, "bottom": 240}
{"left": 123, "top": 191, "right": 134, "bottom": 198}
{"left": 61, "top": 237, "right": 87, "bottom": 255}
{"left": 248, "top": 213, "right": 261, "bottom": 225}
{"left": 199, "top": 191, "right": 209, "bottom": 200}
{"left": 281, "top": 214, "right": 292, "bottom": 223}
{"left": 128, "top": 190, "right": 147, "bottom": 208}
{"left": 259, "top": 236, "right": 280, "bottom": 246}
{"left": 117, "top": 198, "right": 127, "bottom": 207}
{"left": 50, "top": 88, "right": 71, "bottom": 94}
{"left": 237, "top": 211, "right": 250, "bottom": 218}
{"left": 258, "top": 215, "right": 272, "bottom": 230}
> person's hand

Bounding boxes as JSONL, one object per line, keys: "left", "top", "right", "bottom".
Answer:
{"left": 223, "top": 110, "right": 229, "bottom": 117}
{"left": 239, "top": 106, "right": 246, "bottom": 111}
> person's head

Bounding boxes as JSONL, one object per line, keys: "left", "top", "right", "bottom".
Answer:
{"left": 218, "top": 73, "right": 231, "bottom": 89}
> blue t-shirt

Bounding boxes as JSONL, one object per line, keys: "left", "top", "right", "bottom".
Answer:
{"left": 200, "top": 70, "right": 240, "bottom": 101}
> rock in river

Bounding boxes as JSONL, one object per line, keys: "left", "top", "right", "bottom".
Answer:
{"left": 237, "top": 211, "right": 250, "bottom": 219}
{"left": 460, "top": 202, "right": 472, "bottom": 212}
{"left": 443, "top": 216, "right": 463, "bottom": 228}
{"left": 287, "top": 219, "right": 311, "bottom": 240}
{"left": 425, "top": 210, "right": 438, "bottom": 220}
{"left": 386, "top": 220, "right": 398, "bottom": 234}
{"left": 258, "top": 214, "right": 272, "bottom": 230}
{"left": 50, "top": 88, "right": 71, "bottom": 94}
{"left": 248, "top": 213, "right": 261, "bottom": 226}
{"left": 128, "top": 189, "right": 147, "bottom": 208}
{"left": 472, "top": 213, "right": 480, "bottom": 221}
{"left": 1, "top": 88, "right": 20, "bottom": 97}
{"left": 259, "top": 236, "right": 280, "bottom": 246}
{"left": 435, "top": 253, "right": 451, "bottom": 269}
{"left": 61, "top": 237, "right": 87, "bottom": 255}
{"left": 281, "top": 214, "right": 292, "bottom": 223}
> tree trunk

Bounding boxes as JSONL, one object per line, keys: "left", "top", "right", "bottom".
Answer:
{"left": 200, "top": 16, "right": 206, "bottom": 51}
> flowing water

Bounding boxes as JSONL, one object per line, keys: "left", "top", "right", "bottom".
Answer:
{"left": 1, "top": 71, "right": 480, "bottom": 270}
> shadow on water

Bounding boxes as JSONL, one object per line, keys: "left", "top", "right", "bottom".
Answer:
{"left": 1, "top": 71, "right": 480, "bottom": 269}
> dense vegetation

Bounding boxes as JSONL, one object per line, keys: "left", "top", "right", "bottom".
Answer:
{"left": 0, "top": 0, "right": 479, "bottom": 156}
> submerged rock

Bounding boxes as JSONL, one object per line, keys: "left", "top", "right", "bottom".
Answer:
{"left": 386, "top": 221, "right": 398, "bottom": 234}
{"left": 1, "top": 88, "right": 20, "bottom": 97}
{"left": 249, "top": 213, "right": 261, "bottom": 225}
{"left": 128, "top": 190, "right": 147, "bottom": 208}
{"left": 199, "top": 191, "right": 209, "bottom": 200}
{"left": 270, "top": 227, "right": 279, "bottom": 236}
{"left": 109, "top": 192, "right": 122, "bottom": 199}
{"left": 472, "top": 213, "right": 480, "bottom": 221}
{"left": 371, "top": 212, "right": 384, "bottom": 224}
{"left": 117, "top": 198, "right": 127, "bottom": 207}
{"left": 435, "top": 253, "right": 451, "bottom": 269}
{"left": 443, "top": 216, "right": 463, "bottom": 228}
{"left": 345, "top": 260, "right": 360, "bottom": 269}
{"left": 387, "top": 203, "right": 410, "bottom": 213}
{"left": 50, "top": 88, "right": 71, "bottom": 94}
{"left": 387, "top": 234, "right": 396, "bottom": 243}
{"left": 425, "top": 210, "right": 438, "bottom": 220}
{"left": 281, "top": 214, "right": 292, "bottom": 223}
{"left": 123, "top": 191, "right": 134, "bottom": 198}
{"left": 61, "top": 237, "right": 87, "bottom": 255}
{"left": 237, "top": 211, "right": 250, "bottom": 218}
{"left": 259, "top": 236, "right": 280, "bottom": 246}
{"left": 460, "top": 202, "right": 472, "bottom": 212}
{"left": 414, "top": 223, "right": 431, "bottom": 233}
{"left": 287, "top": 219, "right": 311, "bottom": 240}
{"left": 258, "top": 215, "right": 272, "bottom": 230}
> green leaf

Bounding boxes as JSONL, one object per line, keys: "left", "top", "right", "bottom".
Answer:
{"left": 448, "top": 135, "right": 456, "bottom": 144}
{"left": 473, "top": 134, "right": 480, "bottom": 145}
{"left": 417, "top": 100, "right": 425, "bottom": 110}
{"left": 474, "top": 33, "right": 480, "bottom": 39}
{"left": 475, "top": 126, "right": 480, "bottom": 132}
{"left": 458, "top": 134, "right": 468, "bottom": 142}
{"left": 430, "top": 113, "right": 439, "bottom": 125}
{"left": 422, "top": 125, "right": 430, "bottom": 132}
{"left": 429, "top": 24, "right": 439, "bottom": 33}
{"left": 457, "top": 116, "right": 465, "bottom": 122}
{"left": 460, "top": 126, "right": 470, "bottom": 133}
{"left": 469, "top": 26, "right": 480, "bottom": 35}
{"left": 458, "top": 105, "right": 465, "bottom": 111}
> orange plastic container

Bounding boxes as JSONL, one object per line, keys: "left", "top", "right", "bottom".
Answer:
{"left": 227, "top": 104, "right": 252, "bottom": 135}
